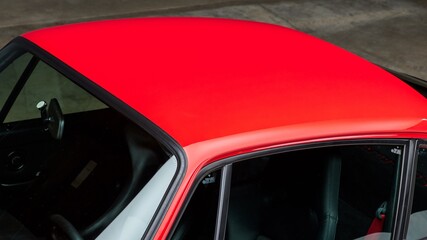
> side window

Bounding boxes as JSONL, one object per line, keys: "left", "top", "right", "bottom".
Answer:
{"left": 172, "top": 144, "right": 403, "bottom": 240}
{"left": 408, "top": 144, "right": 427, "bottom": 239}
{"left": 337, "top": 146, "right": 400, "bottom": 240}
{"left": 4, "top": 60, "right": 106, "bottom": 123}
{"left": 171, "top": 169, "right": 221, "bottom": 240}
{"left": 0, "top": 51, "right": 170, "bottom": 240}
{"left": 227, "top": 145, "right": 401, "bottom": 240}
{"left": 0, "top": 50, "right": 32, "bottom": 116}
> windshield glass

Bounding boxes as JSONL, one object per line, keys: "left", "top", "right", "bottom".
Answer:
{"left": 0, "top": 44, "right": 32, "bottom": 122}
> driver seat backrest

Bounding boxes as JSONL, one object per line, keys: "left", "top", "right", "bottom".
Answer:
{"left": 315, "top": 155, "right": 341, "bottom": 240}
{"left": 264, "top": 154, "right": 342, "bottom": 240}
{"left": 226, "top": 153, "right": 341, "bottom": 240}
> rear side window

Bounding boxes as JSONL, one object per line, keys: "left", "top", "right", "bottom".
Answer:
{"left": 172, "top": 144, "right": 403, "bottom": 240}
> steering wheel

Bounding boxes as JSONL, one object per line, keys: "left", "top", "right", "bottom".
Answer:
{"left": 49, "top": 214, "right": 83, "bottom": 240}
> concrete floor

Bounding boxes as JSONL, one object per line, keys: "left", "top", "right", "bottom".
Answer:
{"left": 1, "top": 0, "right": 426, "bottom": 79}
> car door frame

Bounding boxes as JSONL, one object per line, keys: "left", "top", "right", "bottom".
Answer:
{"left": 0, "top": 37, "right": 188, "bottom": 240}
{"left": 168, "top": 138, "right": 420, "bottom": 240}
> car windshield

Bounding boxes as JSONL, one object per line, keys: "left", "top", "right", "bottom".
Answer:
{"left": 0, "top": 44, "right": 176, "bottom": 240}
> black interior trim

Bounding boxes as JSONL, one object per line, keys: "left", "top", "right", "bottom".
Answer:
{"left": 0, "top": 43, "right": 26, "bottom": 76}
{"left": 214, "top": 164, "right": 232, "bottom": 240}
{"left": 385, "top": 148, "right": 402, "bottom": 233}
{"left": 392, "top": 139, "right": 418, "bottom": 240}
{"left": 8, "top": 36, "right": 187, "bottom": 240}
{"left": 207, "top": 139, "right": 409, "bottom": 171}
{"left": 50, "top": 214, "right": 83, "bottom": 240}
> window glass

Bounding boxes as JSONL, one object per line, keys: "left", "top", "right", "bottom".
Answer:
{"left": 0, "top": 50, "right": 170, "bottom": 240}
{"left": 0, "top": 51, "right": 32, "bottom": 114}
{"left": 171, "top": 169, "right": 221, "bottom": 240}
{"left": 226, "top": 144, "right": 402, "bottom": 240}
{"left": 4, "top": 60, "right": 106, "bottom": 123}
{"left": 408, "top": 144, "right": 427, "bottom": 239}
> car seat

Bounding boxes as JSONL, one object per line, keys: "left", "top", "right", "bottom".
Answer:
{"left": 227, "top": 153, "right": 341, "bottom": 240}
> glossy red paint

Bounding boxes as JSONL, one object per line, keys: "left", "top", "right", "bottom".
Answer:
{"left": 22, "top": 18, "right": 427, "bottom": 149}
{"left": 20, "top": 18, "right": 427, "bottom": 239}
{"left": 157, "top": 132, "right": 427, "bottom": 239}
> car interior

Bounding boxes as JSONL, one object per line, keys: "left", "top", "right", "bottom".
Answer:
{"left": 0, "top": 106, "right": 170, "bottom": 240}
{"left": 407, "top": 146, "right": 427, "bottom": 239}
{"left": 172, "top": 144, "right": 402, "bottom": 240}
{"left": 0, "top": 51, "right": 170, "bottom": 239}
{"left": 412, "top": 146, "right": 427, "bottom": 213}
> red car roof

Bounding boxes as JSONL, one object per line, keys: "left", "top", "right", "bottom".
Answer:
{"left": 22, "top": 18, "right": 427, "bottom": 147}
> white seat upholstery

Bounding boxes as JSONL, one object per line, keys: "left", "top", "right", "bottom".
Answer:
{"left": 407, "top": 210, "right": 427, "bottom": 240}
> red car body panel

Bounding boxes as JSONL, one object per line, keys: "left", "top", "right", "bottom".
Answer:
{"left": 22, "top": 18, "right": 427, "bottom": 147}
{"left": 21, "top": 18, "right": 427, "bottom": 239}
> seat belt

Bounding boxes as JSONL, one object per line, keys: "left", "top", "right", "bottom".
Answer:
{"left": 367, "top": 202, "right": 387, "bottom": 234}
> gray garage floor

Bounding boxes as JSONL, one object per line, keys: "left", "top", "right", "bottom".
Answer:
{"left": 1, "top": 0, "right": 426, "bottom": 79}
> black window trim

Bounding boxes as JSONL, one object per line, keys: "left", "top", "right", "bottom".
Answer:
{"left": 383, "top": 67, "right": 427, "bottom": 99}
{"left": 0, "top": 54, "right": 39, "bottom": 123}
{"left": 214, "top": 164, "right": 232, "bottom": 240}
{"left": 391, "top": 139, "right": 417, "bottom": 240}
{"left": 3, "top": 37, "right": 187, "bottom": 240}
{"left": 168, "top": 138, "right": 413, "bottom": 240}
